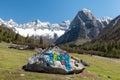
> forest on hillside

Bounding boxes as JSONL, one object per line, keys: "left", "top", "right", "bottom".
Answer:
{"left": 59, "top": 40, "right": 120, "bottom": 58}
{"left": 0, "top": 25, "right": 49, "bottom": 48}
{"left": 0, "top": 25, "right": 34, "bottom": 43}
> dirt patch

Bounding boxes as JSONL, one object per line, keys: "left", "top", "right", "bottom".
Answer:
{"left": 73, "top": 70, "right": 98, "bottom": 79}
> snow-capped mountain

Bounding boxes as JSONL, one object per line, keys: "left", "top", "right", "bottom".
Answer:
{"left": 95, "top": 15, "right": 120, "bottom": 41}
{"left": 0, "top": 18, "right": 5, "bottom": 25}
{"left": 55, "top": 8, "right": 112, "bottom": 45}
{"left": 98, "top": 16, "right": 112, "bottom": 28}
{"left": 0, "top": 19, "right": 70, "bottom": 39}
{"left": 0, "top": 8, "right": 112, "bottom": 43}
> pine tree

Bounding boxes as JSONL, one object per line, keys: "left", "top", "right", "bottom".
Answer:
{"left": 39, "top": 36, "right": 43, "bottom": 44}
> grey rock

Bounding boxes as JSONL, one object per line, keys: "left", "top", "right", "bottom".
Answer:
{"left": 55, "top": 9, "right": 111, "bottom": 45}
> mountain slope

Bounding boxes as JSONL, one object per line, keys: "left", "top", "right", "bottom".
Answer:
{"left": 55, "top": 9, "right": 111, "bottom": 45}
{"left": 95, "top": 15, "right": 120, "bottom": 41}
{"left": 82, "top": 15, "right": 120, "bottom": 58}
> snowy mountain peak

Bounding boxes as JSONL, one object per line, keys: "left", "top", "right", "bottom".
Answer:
{"left": 100, "top": 16, "right": 112, "bottom": 22}
{"left": 62, "top": 20, "right": 70, "bottom": 23}
{"left": 82, "top": 8, "right": 91, "bottom": 13}
{"left": 7, "top": 19, "right": 16, "bottom": 24}
{"left": 98, "top": 16, "right": 112, "bottom": 22}
{"left": 102, "top": 16, "right": 112, "bottom": 20}
{"left": 0, "top": 18, "right": 4, "bottom": 25}
{"left": 8, "top": 19, "right": 14, "bottom": 22}
{"left": 74, "top": 8, "right": 96, "bottom": 25}
{"left": 34, "top": 19, "right": 41, "bottom": 23}
{"left": 59, "top": 20, "right": 70, "bottom": 29}
{"left": 98, "top": 16, "right": 112, "bottom": 26}
{"left": 0, "top": 18, "right": 4, "bottom": 22}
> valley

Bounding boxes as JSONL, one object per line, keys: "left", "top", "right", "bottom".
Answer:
{"left": 0, "top": 42, "right": 120, "bottom": 80}
{"left": 0, "top": 1, "right": 120, "bottom": 80}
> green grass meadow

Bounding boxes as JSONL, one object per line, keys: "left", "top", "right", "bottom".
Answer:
{"left": 0, "top": 42, "right": 120, "bottom": 80}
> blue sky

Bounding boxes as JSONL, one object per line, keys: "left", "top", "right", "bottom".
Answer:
{"left": 0, "top": 0, "right": 120, "bottom": 23}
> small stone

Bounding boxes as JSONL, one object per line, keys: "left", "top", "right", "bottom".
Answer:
{"left": 20, "top": 74, "right": 25, "bottom": 76}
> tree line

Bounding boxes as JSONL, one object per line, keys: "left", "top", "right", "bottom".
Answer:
{"left": 59, "top": 40, "right": 120, "bottom": 58}
{"left": 81, "top": 41, "right": 120, "bottom": 58}
{"left": 0, "top": 25, "right": 49, "bottom": 48}
{"left": 0, "top": 25, "right": 34, "bottom": 43}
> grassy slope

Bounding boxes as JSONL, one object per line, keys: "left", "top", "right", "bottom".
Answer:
{"left": 71, "top": 54, "right": 120, "bottom": 80}
{"left": 0, "top": 42, "right": 120, "bottom": 80}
